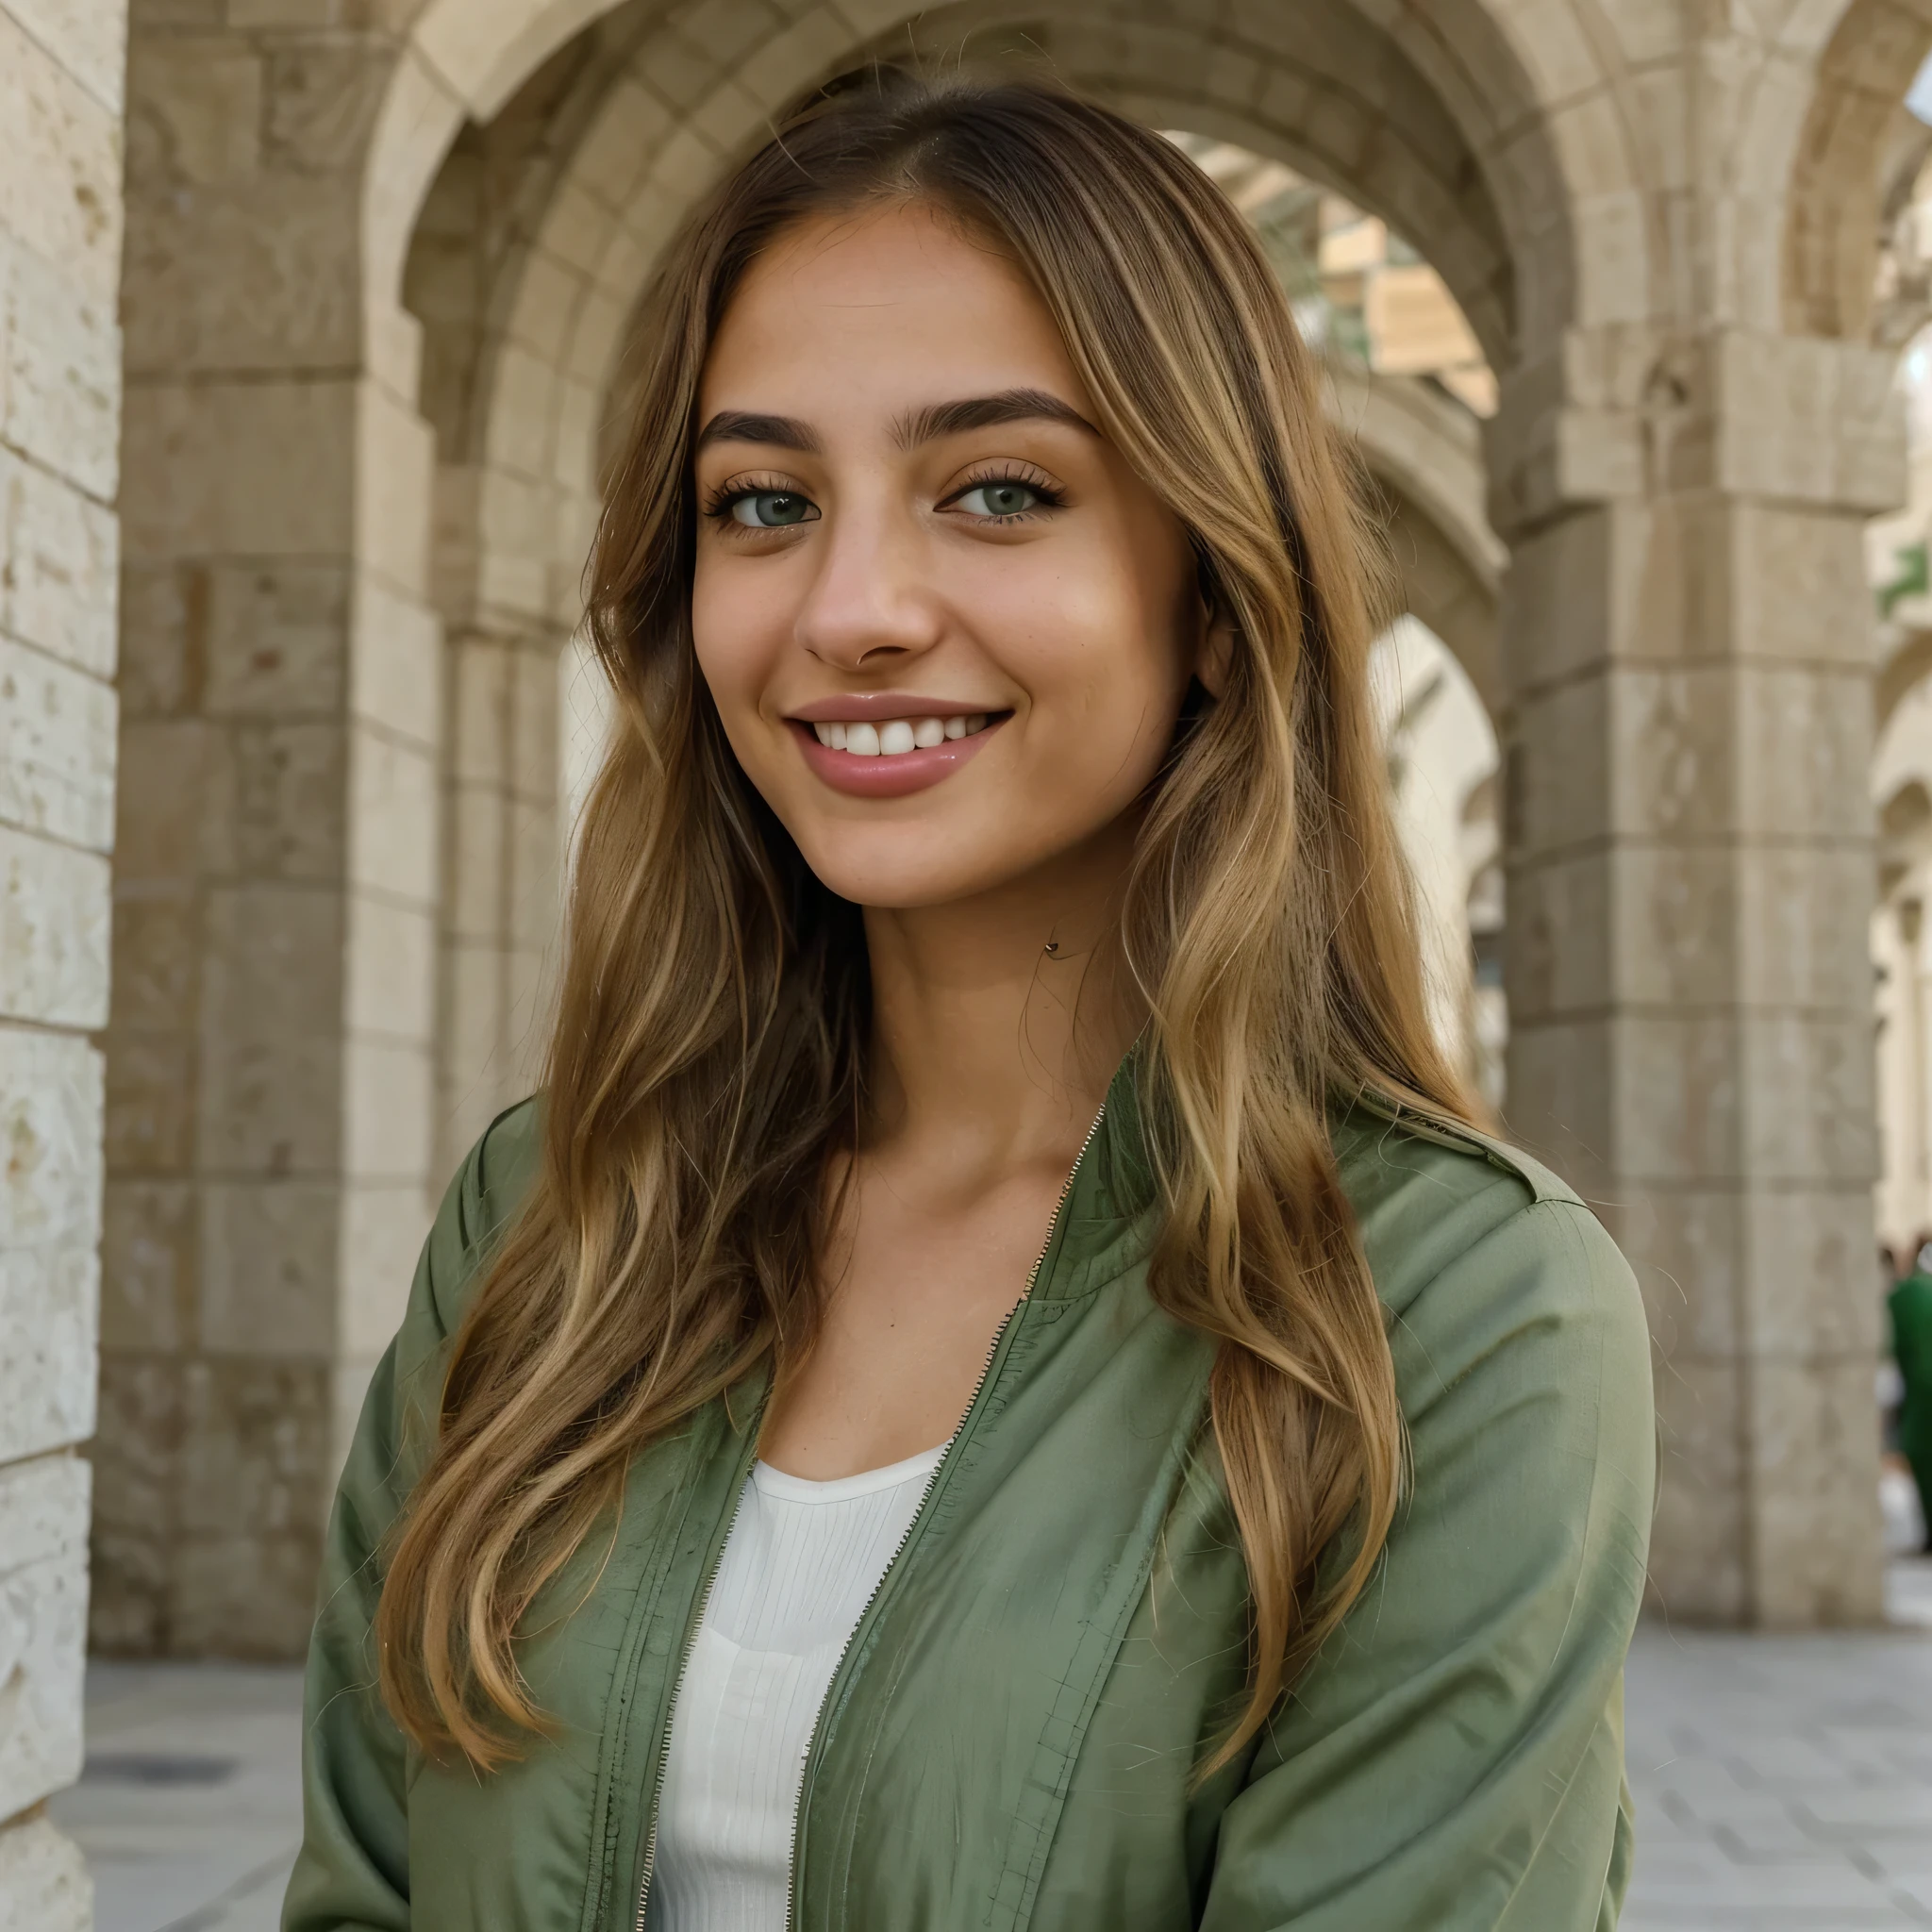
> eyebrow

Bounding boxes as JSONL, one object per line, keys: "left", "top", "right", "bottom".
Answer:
{"left": 693, "top": 410, "right": 822, "bottom": 454}
{"left": 692, "top": 389, "right": 1099, "bottom": 458}
{"left": 895, "top": 389, "right": 1100, "bottom": 448}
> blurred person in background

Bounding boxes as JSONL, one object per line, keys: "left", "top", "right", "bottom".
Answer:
{"left": 1893, "top": 1239, "right": 1932, "bottom": 1555}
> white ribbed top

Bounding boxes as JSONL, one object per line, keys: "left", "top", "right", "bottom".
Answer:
{"left": 645, "top": 1441, "right": 948, "bottom": 1932}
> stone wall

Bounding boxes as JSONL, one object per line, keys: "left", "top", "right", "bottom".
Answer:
{"left": 0, "top": 0, "right": 125, "bottom": 1910}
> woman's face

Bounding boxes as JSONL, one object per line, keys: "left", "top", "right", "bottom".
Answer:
{"left": 691, "top": 201, "right": 1208, "bottom": 911}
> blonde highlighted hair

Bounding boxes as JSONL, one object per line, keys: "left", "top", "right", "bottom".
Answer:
{"left": 377, "top": 67, "right": 1478, "bottom": 1778}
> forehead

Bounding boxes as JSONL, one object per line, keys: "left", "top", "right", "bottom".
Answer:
{"left": 698, "top": 202, "right": 1088, "bottom": 422}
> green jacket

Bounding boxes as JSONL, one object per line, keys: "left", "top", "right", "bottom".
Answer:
{"left": 1891, "top": 1271, "right": 1932, "bottom": 1461}
{"left": 286, "top": 1064, "right": 1655, "bottom": 1932}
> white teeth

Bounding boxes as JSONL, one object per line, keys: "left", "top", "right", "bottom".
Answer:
{"left": 812, "top": 713, "right": 994, "bottom": 754}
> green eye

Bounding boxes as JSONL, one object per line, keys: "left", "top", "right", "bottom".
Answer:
{"left": 730, "top": 491, "right": 816, "bottom": 527}
{"left": 957, "top": 481, "right": 1041, "bottom": 518}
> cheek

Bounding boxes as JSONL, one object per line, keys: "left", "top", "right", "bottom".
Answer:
{"left": 691, "top": 554, "right": 781, "bottom": 725}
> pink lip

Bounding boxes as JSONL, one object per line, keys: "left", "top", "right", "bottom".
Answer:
{"left": 790, "top": 717, "right": 1005, "bottom": 797}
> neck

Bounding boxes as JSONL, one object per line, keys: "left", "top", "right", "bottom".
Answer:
{"left": 859, "top": 815, "right": 1141, "bottom": 1172}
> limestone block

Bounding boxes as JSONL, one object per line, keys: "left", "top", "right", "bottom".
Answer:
{"left": 0, "top": 445, "right": 117, "bottom": 677}
{"left": 121, "top": 176, "right": 360, "bottom": 377}
{"left": 205, "top": 562, "right": 351, "bottom": 718}
{"left": 1734, "top": 842, "right": 1874, "bottom": 1011}
{"left": 195, "top": 884, "right": 346, "bottom": 1176}
{"left": 0, "top": 1028, "right": 102, "bottom": 1253}
{"left": 690, "top": 77, "right": 766, "bottom": 159}
{"left": 263, "top": 38, "right": 389, "bottom": 175}
{"left": 443, "top": 782, "right": 508, "bottom": 939}
{"left": 0, "top": 829, "right": 109, "bottom": 1029}
{"left": 100, "top": 1177, "right": 194, "bottom": 1352}
{"left": 0, "top": 1452, "right": 89, "bottom": 1817}
{"left": 113, "top": 717, "right": 210, "bottom": 884}
{"left": 1731, "top": 502, "right": 1874, "bottom": 666}
{"left": 103, "top": 1028, "right": 195, "bottom": 1174}
{"left": 735, "top": 8, "right": 852, "bottom": 112}
{"left": 1614, "top": 1011, "right": 1741, "bottom": 1184}
{"left": 202, "top": 720, "right": 349, "bottom": 883}
{"left": 1749, "top": 1357, "right": 1885, "bottom": 1626}
{"left": 1647, "top": 1356, "right": 1747, "bottom": 1622}
{"left": 342, "top": 1035, "right": 432, "bottom": 1183}
{"left": 1569, "top": 191, "right": 1653, "bottom": 332}
{"left": 0, "top": 634, "right": 116, "bottom": 850}
{"left": 0, "top": 10, "right": 124, "bottom": 304}
{"left": 551, "top": 375, "right": 598, "bottom": 492}
{"left": 173, "top": 1521, "right": 322, "bottom": 1658}
{"left": 1504, "top": 674, "right": 1613, "bottom": 860}
{"left": 563, "top": 283, "right": 627, "bottom": 390}
{"left": 348, "top": 727, "right": 438, "bottom": 905}
{"left": 1612, "top": 1180, "right": 1740, "bottom": 1361}
{"left": 537, "top": 179, "right": 613, "bottom": 282}
{"left": 485, "top": 338, "right": 566, "bottom": 480}
{"left": 1734, "top": 665, "right": 1871, "bottom": 843}
{"left": 345, "top": 892, "right": 434, "bottom": 1041}
{"left": 361, "top": 45, "right": 464, "bottom": 323}
{"left": 355, "top": 377, "right": 435, "bottom": 600}
{"left": 1742, "top": 1184, "right": 1884, "bottom": 1361}
{"left": 121, "top": 376, "right": 356, "bottom": 562}
{"left": 568, "top": 78, "right": 672, "bottom": 208}
{"left": 1714, "top": 333, "right": 1903, "bottom": 514}
{"left": 116, "top": 562, "right": 194, "bottom": 717}
{"left": 87, "top": 1354, "right": 180, "bottom": 1654}
{"left": 1503, "top": 1015, "right": 1613, "bottom": 1195}
{"left": 349, "top": 575, "right": 438, "bottom": 750}
{"left": 126, "top": 39, "right": 261, "bottom": 186}
{"left": 1510, "top": 843, "right": 1733, "bottom": 1022}
{"left": 1738, "top": 1011, "right": 1875, "bottom": 1186}
{"left": 0, "top": 1243, "right": 96, "bottom": 1462}
{"left": 0, "top": 229, "right": 121, "bottom": 500}
{"left": 0, "top": 1814, "right": 91, "bottom": 1932}
{"left": 6, "top": 0, "right": 125, "bottom": 109}
{"left": 199, "top": 1180, "right": 339, "bottom": 1357}
{"left": 341, "top": 1177, "right": 433, "bottom": 1359}
{"left": 108, "top": 892, "right": 193, "bottom": 1039}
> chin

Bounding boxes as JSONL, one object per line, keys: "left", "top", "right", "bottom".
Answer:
{"left": 790, "top": 828, "right": 1023, "bottom": 912}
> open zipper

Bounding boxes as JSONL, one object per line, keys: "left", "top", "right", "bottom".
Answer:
{"left": 630, "top": 1101, "right": 1107, "bottom": 1932}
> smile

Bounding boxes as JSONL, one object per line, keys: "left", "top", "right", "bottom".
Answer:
{"left": 787, "top": 708, "right": 1008, "bottom": 799}
{"left": 809, "top": 713, "right": 991, "bottom": 756}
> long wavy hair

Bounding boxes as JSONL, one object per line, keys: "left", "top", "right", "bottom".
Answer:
{"left": 378, "top": 68, "right": 1479, "bottom": 1777}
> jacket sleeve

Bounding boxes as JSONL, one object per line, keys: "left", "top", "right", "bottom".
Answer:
{"left": 1199, "top": 1196, "right": 1656, "bottom": 1932}
{"left": 281, "top": 1108, "right": 534, "bottom": 1932}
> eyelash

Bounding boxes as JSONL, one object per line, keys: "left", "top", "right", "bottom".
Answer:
{"left": 700, "top": 474, "right": 796, "bottom": 522}
{"left": 944, "top": 463, "right": 1067, "bottom": 520}
{"left": 698, "top": 464, "right": 1070, "bottom": 526}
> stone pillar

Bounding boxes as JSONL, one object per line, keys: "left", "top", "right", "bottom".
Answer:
{"left": 1494, "top": 326, "right": 1899, "bottom": 1624}
{"left": 0, "top": 0, "right": 125, "bottom": 1907}
{"left": 97, "top": 7, "right": 441, "bottom": 1656}
{"left": 438, "top": 622, "right": 562, "bottom": 1180}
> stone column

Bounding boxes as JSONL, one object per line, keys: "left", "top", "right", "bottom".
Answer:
{"left": 0, "top": 0, "right": 125, "bottom": 1908}
{"left": 1493, "top": 326, "right": 1899, "bottom": 1624}
{"left": 97, "top": 7, "right": 441, "bottom": 1656}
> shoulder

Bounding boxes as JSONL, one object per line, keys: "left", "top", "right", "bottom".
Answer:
{"left": 1330, "top": 1094, "right": 1651, "bottom": 1437}
{"left": 415, "top": 1095, "right": 545, "bottom": 1341}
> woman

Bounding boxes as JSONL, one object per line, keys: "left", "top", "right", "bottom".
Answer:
{"left": 287, "top": 71, "right": 1654, "bottom": 1932}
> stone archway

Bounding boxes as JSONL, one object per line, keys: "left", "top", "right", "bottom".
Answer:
{"left": 94, "top": 0, "right": 1912, "bottom": 1658}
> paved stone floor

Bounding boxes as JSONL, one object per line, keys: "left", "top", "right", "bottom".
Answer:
{"left": 47, "top": 1560, "right": 1932, "bottom": 1932}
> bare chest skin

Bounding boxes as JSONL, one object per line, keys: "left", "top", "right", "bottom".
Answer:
{"left": 756, "top": 1144, "right": 1079, "bottom": 1479}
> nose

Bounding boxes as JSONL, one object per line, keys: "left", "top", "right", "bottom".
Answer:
{"left": 793, "top": 491, "right": 944, "bottom": 674}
